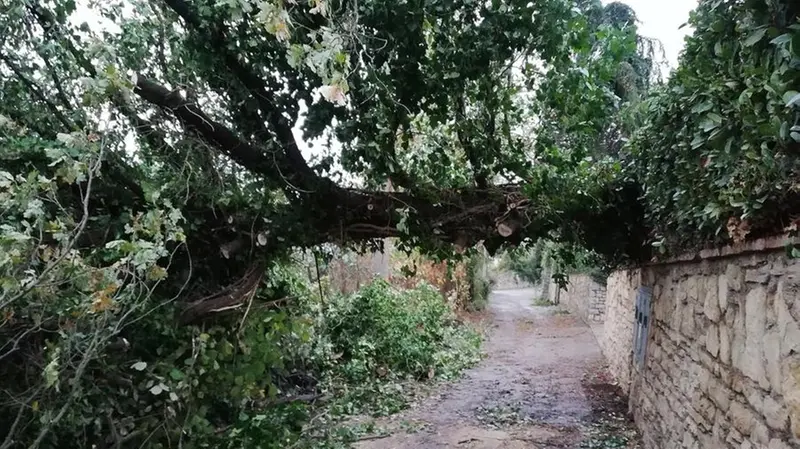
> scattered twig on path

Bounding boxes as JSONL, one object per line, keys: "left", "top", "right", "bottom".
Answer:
{"left": 354, "top": 433, "right": 392, "bottom": 442}
{"left": 271, "top": 393, "right": 329, "bottom": 405}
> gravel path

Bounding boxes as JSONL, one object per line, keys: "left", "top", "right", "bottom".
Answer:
{"left": 355, "top": 288, "right": 640, "bottom": 449}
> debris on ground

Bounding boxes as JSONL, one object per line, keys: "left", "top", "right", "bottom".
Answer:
{"left": 355, "top": 288, "right": 642, "bottom": 449}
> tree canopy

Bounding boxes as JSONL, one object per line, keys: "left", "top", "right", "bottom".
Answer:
{"left": 1, "top": 0, "right": 657, "bottom": 274}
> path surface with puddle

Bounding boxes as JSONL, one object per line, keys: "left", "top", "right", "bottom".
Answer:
{"left": 356, "top": 288, "right": 641, "bottom": 449}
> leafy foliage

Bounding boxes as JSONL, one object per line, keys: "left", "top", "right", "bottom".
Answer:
{"left": 2, "top": 0, "right": 800, "bottom": 446}
{"left": 325, "top": 280, "right": 479, "bottom": 383}
{"left": 503, "top": 240, "right": 547, "bottom": 285}
{"left": 0, "top": 198, "right": 480, "bottom": 448}
{"left": 0, "top": 123, "right": 479, "bottom": 446}
{"left": 502, "top": 239, "right": 608, "bottom": 287}
{"left": 0, "top": 0, "right": 658, "bottom": 265}
{"left": 630, "top": 0, "right": 800, "bottom": 251}
{"left": 320, "top": 280, "right": 481, "bottom": 416}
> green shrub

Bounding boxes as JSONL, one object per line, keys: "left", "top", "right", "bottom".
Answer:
{"left": 629, "top": 0, "right": 800, "bottom": 251}
{"left": 324, "top": 280, "right": 480, "bottom": 382}
{"left": 503, "top": 240, "right": 546, "bottom": 285}
{"left": 508, "top": 240, "right": 609, "bottom": 288}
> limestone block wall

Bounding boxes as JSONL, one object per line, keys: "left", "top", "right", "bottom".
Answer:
{"left": 547, "top": 274, "right": 607, "bottom": 323}
{"left": 603, "top": 239, "right": 800, "bottom": 449}
{"left": 602, "top": 269, "right": 641, "bottom": 392}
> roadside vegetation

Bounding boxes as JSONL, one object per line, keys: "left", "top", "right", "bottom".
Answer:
{"left": 0, "top": 0, "right": 797, "bottom": 447}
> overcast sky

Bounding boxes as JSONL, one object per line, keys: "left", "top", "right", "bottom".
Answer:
{"left": 607, "top": 0, "right": 698, "bottom": 70}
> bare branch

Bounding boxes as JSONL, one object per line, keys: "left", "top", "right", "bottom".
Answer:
{"left": 0, "top": 387, "right": 42, "bottom": 449}
{"left": 0, "top": 53, "right": 76, "bottom": 132}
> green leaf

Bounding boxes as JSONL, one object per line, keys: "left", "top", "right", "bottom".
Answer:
{"left": 743, "top": 27, "right": 767, "bottom": 47}
{"left": 770, "top": 33, "right": 792, "bottom": 45}
{"left": 131, "top": 361, "right": 147, "bottom": 371}
{"left": 43, "top": 349, "right": 61, "bottom": 390}
{"left": 784, "top": 91, "right": 800, "bottom": 108}
{"left": 691, "top": 101, "right": 713, "bottom": 114}
{"left": 700, "top": 113, "right": 722, "bottom": 132}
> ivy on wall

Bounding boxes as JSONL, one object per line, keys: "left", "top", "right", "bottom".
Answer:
{"left": 629, "top": 0, "right": 800, "bottom": 252}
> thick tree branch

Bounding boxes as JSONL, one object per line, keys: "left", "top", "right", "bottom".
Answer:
{"left": 134, "top": 76, "right": 287, "bottom": 178}
{"left": 132, "top": 76, "right": 532, "bottom": 248}
{"left": 131, "top": 74, "right": 646, "bottom": 262}
{"left": 162, "top": 0, "right": 315, "bottom": 187}
{"left": 180, "top": 261, "right": 265, "bottom": 324}
{"left": 113, "top": 6, "right": 544, "bottom": 250}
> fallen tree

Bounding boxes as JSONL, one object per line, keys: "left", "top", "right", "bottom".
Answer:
{"left": 1, "top": 0, "right": 798, "bottom": 446}
{"left": 4, "top": 0, "right": 655, "bottom": 290}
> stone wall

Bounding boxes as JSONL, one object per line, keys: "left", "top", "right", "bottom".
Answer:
{"left": 601, "top": 269, "right": 641, "bottom": 392}
{"left": 547, "top": 274, "right": 607, "bottom": 324}
{"left": 603, "top": 238, "right": 800, "bottom": 449}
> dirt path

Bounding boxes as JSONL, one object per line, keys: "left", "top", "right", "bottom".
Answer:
{"left": 356, "top": 288, "right": 640, "bottom": 449}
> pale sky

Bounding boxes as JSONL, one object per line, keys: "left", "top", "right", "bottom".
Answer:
{"left": 606, "top": 0, "right": 698, "bottom": 70}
